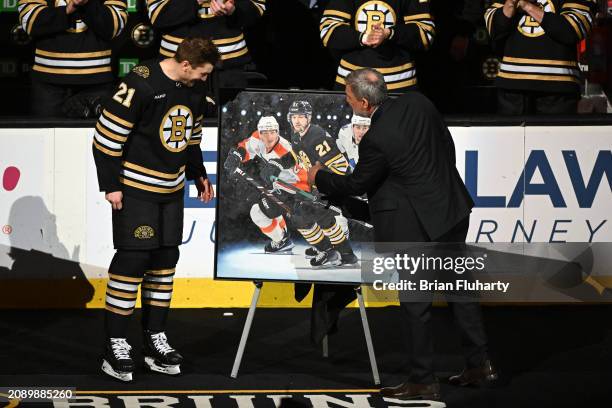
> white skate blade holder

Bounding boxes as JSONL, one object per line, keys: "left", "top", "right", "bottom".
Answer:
{"left": 144, "top": 356, "right": 181, "bottom": 375}
{"left": 101, "top": 360, "right": 133, "bottom": 382}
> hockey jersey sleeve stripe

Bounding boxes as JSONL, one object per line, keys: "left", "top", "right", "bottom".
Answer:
{"left": 321, "top": 21, "right": 348, "bottom": 45}
{"left": 96, "top": 122, "right": 128, "bottom": 142}
{"left": 123, "top": 161, "right": 185, "bottom": 180}
{"left": 484, "top": 4, "right": 503, "bottom": 35}
{"left": 102, "top": 109, "right": 134, "bottom": 129}
{"left": 562, "top": 10, "right": 592, "bottom": 37}
{"left": 564, "top": 8, "right": 593, "bottom": 28}
{"left": 250, "top": 0, "right": 266, "bottom": 16}
{"left": 105, "top": 2, "right": 127, "bottom": 38}
{"left": 562, "top": 13, "right": 585, "bottom": 39}
{"left": 562, "top": 2, "right": 592, "bottom": 11}
{"left": 324, "top": 153, "right": 349, "bottom": 174}
{"left": 147, "top": 0, "right": 170, "bottom": 24}
{"left": 403, "top": 13, "right": 433, "bottom": 22}
{"left": 18, "top": 2, "right": 41, "bottom": 25}
{"left": 99, "top": 115, "right": 132, "bottom": 136}
{"left": 323, "top": 9, "right": 352, "bottom": 19}
{"left": 94, "top": 130, "right": 123, "bottom": 151}
{"left": 24, "top": 5, "right": 45, "bottom": 34}
{"left": 93, "top": 139, "right": 123, "bottom": 157}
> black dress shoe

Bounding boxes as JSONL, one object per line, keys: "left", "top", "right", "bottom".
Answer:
{"left": 448, "top": 359, "right": 499, "bottom": 386}
{"left": 380, "top": 381, "right": 441, "bottom": 400}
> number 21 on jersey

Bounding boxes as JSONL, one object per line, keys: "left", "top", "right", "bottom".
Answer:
{"left": 113, "top": 83, "right": 136, "bottom": 108}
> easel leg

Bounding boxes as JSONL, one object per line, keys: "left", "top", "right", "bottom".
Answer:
{"left": 356, "top": 286, "right": 380, "bottom": 386}
{"left": 230, "top": 281, "right": 262, "bottom": 378}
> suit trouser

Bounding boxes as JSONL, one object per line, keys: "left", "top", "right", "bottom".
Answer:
{"left": 400, "top": 216, "right": 489, "bottom": 384}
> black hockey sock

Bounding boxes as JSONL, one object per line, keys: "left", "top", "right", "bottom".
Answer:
{"left": 142, "top": 246, "right": 179, "bottom": 332}
{"left": 104, "top": 250, "right": 151, "bottom": 338}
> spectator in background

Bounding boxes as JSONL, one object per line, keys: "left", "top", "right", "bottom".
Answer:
{"left": 486, "top": 0, "right": 597, "bottom": 115}
{"left": 18, "top": 0, "right": 127, "bottom": 118}
{"left": 418, "top": 0, "right": 485, "bottom": 113}
{"left": 319, "top": 0, "right": 435, "bottom": 92}
{"left": 146, "top": 0, "right": 265, "bottom": 88}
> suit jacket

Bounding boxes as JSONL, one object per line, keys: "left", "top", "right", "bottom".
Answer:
{"left": 316, "top": 91, "right": 474, "bottom": 242}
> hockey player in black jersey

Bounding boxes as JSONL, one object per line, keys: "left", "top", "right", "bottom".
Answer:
{"left": 287, "top": 100, "right": 357, "bottom": 268}
{"left": 93, "top": 38, "right": 220, "bottom": 382}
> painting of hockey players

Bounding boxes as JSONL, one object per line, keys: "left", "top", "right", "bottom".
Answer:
{"left": 216, "top": 91, "right": 374, "bottom": 283}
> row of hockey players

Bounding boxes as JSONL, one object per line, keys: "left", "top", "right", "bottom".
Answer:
{"left": 18, "top": 0, "right": 264, "bottom": 117}
{"left": 223, "top": 100, "right": 370, "bottom": 268}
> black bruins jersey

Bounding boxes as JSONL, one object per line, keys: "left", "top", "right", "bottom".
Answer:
{"left": 93, "top": 61, "right": 207, "bottom": 202}
{"left": 292, "top": 124, "right": 349, "bottom": 176}
{"left": 18, "top": 0, "right": 127, "bottom": 85}
{"left": 320, "top": 0, "right": 434, "bottom": 91}
{"left": 146, "top": 0, "right": 265, "bottom": 69}
{"left": 486, "top": 0, "right": 596, "bottom": 94}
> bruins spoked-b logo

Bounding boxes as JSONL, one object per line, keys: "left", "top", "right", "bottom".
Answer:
{"left": 355, "top": 1, "right": 397, "bottom": 33}
{"left": 132, "top": 23, "right": 155, "bottom": 48}
{"left": 518, "top": 0, "right": 555, "bottom": 37}
{"left": 159, "top": 105, "right": 193, "bottom": 152}
{"left": 134, "top": 225, "right": 155, "bottom": 239}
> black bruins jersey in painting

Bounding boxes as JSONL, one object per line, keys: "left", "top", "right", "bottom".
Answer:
{"left": 18, "top": 0, "right": 127, "bottom": 85}
{"left": 320, "top": 0, "right": 434, "bottom": 91}
{"left": 292, "top": 124, "right": 349, "bottom": 176}
{"left": 93, "top": 61, "right": 207, "bottom": 202}
{"left": 146, "top": 0, "right": 265, "bottom": 69}
{"left": 485, "top": 0, "right": 596, "bottom": 93}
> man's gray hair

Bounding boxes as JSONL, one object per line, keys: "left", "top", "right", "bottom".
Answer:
{"left": 345, "top": 68, "right": 388, "bottom": 107}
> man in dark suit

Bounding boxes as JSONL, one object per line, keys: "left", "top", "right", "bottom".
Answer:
{"left": 307, "top": 68, "right": 497, "bottom": 400}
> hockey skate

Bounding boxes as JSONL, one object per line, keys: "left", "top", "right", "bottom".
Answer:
{"left": 143, "top": 331, "right": 183, "bottom": 375}
{"left": 310, "top": 248, "right": 342, "bottom": 268}
{"left": 304, "top": 247, "right": 320, "bottom": 259}
{"left": 264, "top": 232, "right": 295, "bottom": 253}
{"left": 101, "top": 338, "right": 135, "bottom": 382}
{"left": 340, "top": 250, "right": 359, "bottom": 266}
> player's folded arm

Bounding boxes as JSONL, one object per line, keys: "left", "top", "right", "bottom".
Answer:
{"left": 81, "top": 0, "right": 128, "bottom": 41}
{"left": 18, "top": 0, "right": 71, "bottom": 38}
{"left": 392, "top": 2, "right": 435, "bottom": 51}
{"left": 146, "top": 0, "right": 199, "bottom": 30}
{"left": 540, "top": 0, "right": 596, "bottom": 45}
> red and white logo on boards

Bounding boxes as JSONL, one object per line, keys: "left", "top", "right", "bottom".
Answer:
{"left": 2, "top": 166, "right": 20, "bottom": 191}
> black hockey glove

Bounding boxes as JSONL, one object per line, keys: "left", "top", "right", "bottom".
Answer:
{"left": 291, "top": 131, "right": 302, "bottom": 146}
{"left": 259, "top": 158, "right": 284, "bottom": 186}
{"left": 224, "top": 147, "right": 246, "bottom": 175}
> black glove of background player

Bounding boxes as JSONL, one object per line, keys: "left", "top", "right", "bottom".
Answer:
{"left": 259, "top": 158, "right": 284, "bottom": 187}
{"left": 223, "top": 146, "right": 246, "bottom": 176}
